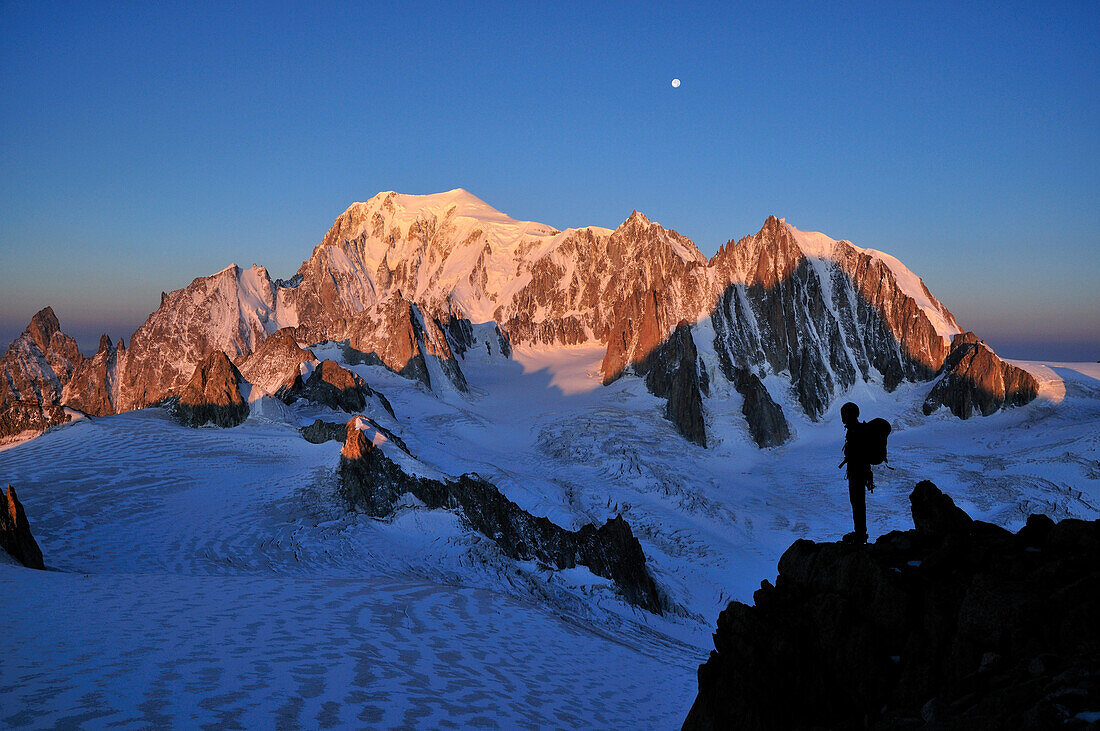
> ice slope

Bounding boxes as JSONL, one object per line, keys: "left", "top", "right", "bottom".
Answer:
{"left": 2, "top": 345, "right": 1098, "bottom": 726}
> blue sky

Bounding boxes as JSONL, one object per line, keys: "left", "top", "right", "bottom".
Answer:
{"left": 1, "top": 1, "right": 1097, "bottom": 359}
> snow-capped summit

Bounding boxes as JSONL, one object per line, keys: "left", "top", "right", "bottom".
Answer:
{"left": 781, "top": 220, "right": 960, "bottom": 339}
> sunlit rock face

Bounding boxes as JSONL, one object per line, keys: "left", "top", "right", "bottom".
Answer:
{"left": 923, "top": 332, "right": 1039, "bottom": 418}
{"left": 2, "top": 192, "right": 1030, "bottom": 447}
{"left": 117, "top": 264, "right": 282, "bottom": 411}
{"left": 0, "top": 308, "right": 83, "bottom": 440}
{"left": 62, "top": 335, "right": 122, "bottom": 417}
{"left": 236, "top": 327, "right": 318, "bottom": 399}
{"left": 706, "top": 216, "right": 959, "bottom": 420}
{"left": 344, "top": 293, "right": 468, "bottom": 392}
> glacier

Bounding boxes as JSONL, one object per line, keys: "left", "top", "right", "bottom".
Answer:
{"left": 1, "top": 334, "right": 1097, "bottom": 726}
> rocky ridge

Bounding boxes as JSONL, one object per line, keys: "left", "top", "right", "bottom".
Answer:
{"left": 62, "top": 334, "right": 122, "bottom": 417}
{"left": 280, "top": 359, "right": 395, "bottom": 418}
{"left": 236, "top": 327, "right": 318, "bottom": 399}
{"left": 338, "top": 417, "right": 663, "bottom": 612}
{"left": 683, "top": 481, "right": 1100, "bottom": 730}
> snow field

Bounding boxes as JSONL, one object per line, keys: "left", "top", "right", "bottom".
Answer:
{"left": 1, "top": 348, "right": 1098, "bottom": 727}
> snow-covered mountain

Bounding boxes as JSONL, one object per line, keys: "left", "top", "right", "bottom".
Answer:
{"left": 1, "top": 190, "right": 1036, "bottom": 444}
{"left": 0, "top": 192, "right": 1094, "bottom": 726}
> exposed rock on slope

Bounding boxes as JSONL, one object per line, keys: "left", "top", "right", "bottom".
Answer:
{"left": 708, "top": 216, "right": 958, "bottom": 420}
{"left": 630, "top": 322, "right": 707, "bottom": 447}
{"left": 0, "top": 308, "right": 83, "bottom": 440}
{"left": 299, "top": 419, "right": 347, "bottom": 444}
{"left": 683, "top": 481, "right": 1100, "bottom": 730}
{"left": 345, "top": 294, "right": 468, "bottom": 392}
{"left": 729, "top": 367, "right": 790, "bottom": 448}
{"left": 281, "top": 359, "right": 395, "bottom": 418}
{"left": 173, "top": 351, "right": 249, "bottom": 427}
{"left": 923, "top": 332, "right": 1040, "bottom": 418}
{"left": 1, "top": 484, "right": 45, "bottom": 569}
{"left": 338, "top": 418, "right": 663, "bottom": 612}
{"left": 62, "top": 334, "right": 122, "bottom": 416}
{"left": 302, "top": 416, "right": 411, "bottom": 453}
{"left": 118, "top": 264, "right": 283, "bottom": 411}
{"left": 237, "top": 327, "right": 318, "bottom": 398}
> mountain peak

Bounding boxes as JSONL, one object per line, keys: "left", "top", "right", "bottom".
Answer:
{"left": 358, "top": 188, "right": 518, "bottom": 227}
{"left": 25, "top": 307, "right": 61, "bottom": 352}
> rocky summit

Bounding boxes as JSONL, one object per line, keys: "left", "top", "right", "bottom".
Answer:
{"left": 0, "top": 307, "right": 83, "bottom": 440}
{"left": 683, "top": 481, "right": 1100, "bottom": 730}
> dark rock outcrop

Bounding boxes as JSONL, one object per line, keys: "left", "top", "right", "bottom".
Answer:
{"left": 300, "top": 419, "right": 347, "bottom": 444}
{"left": 632, "top": 322, "right": 707, "bottom": 447}
{"left": 1, "top": 484, "right": 45, "bottom": 569}
{"left": 339, "top": 419, "right": 662, "bottom": 612}
{"left": 280, "top": 359, "right": 395, "bottom": 418}
{"left": 923, "top": 332, "right": 1040, "bottom": 418}
{"left": 684, "top": 481, "right": 1100, "bottom": 730}
{"left": 173, "top": 351, "right": 249, "bottom": 427}
{"left": 730, "top": 367, "right": 790, "bottom": 447}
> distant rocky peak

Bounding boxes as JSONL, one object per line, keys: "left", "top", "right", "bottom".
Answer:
{"left": 25, "top": 307, "right": 61, "bottom": 353}
{"left": 611, "top": 210, "right": 707, "bottom": 265}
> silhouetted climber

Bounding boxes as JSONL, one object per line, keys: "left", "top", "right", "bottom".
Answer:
{"left": 840, "top": 400, "right": 875, "bottom": 540}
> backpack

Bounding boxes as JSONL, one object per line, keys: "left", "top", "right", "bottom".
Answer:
{"left": 864, "top": 417, "right": 892, "bottom": 466}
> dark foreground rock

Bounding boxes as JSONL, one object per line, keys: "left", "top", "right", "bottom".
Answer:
{"left": 923, "top": 332, "right": 1040, "bottom": 418}
{"left": 684, "top": 481, "right": 1100, "bottom": 730}
{"left": 1, "top": 485, "right": 45, "bottom": 569}
{"left": 339, "top": 419, "right": 662, "bottom": 613}
{"left": 173, "top": 351, "right": 249, "bottom": 427}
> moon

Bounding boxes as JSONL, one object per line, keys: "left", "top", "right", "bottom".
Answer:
{"left": 671, "top": 78, "right": 681, "bottom": 88}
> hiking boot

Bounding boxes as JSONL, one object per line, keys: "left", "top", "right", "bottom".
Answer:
{"left": 842, "top": 532, "right": 869, "bottom": 544}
